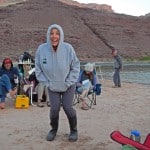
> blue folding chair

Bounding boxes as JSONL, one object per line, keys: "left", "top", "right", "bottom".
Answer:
{"left": 73, "top": 69, "right": 101, "bottom": 108}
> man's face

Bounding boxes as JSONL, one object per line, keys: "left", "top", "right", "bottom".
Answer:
{"left": 112, "top": 50, "right": 117, "bottom": 56}
{"left": 4, "top": 63, "right": 11, "bottom": 70}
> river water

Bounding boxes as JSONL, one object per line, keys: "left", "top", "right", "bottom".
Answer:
{"left": 2, "top": 61, "right": 149, "bottom": 85}
{"left": 98, "top": 62, "right": 150, "bottom": 85}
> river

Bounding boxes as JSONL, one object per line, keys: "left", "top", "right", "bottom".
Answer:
{"left": 98, "top": 62, "right": 150, "bottom": 85}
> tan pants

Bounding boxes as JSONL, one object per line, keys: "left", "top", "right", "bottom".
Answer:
{"left": 36, "top": 83, "right": 50, "bottom": 103}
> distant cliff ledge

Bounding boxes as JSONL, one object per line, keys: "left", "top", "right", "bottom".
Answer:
{"left": 59, "top": 0, "right": 114, "bottom": 13}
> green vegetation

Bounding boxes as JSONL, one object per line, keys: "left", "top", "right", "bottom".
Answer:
{"left": 139, "top": 56, "right": 150, "bottom": 61}
{"left": 123, "top": 56, "right": 150, "bottom": 62}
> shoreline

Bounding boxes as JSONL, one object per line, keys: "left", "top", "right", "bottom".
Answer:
{"left": 103, "top": 79, "right": 150, "bottom": 87}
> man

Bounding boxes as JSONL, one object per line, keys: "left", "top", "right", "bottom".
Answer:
{"left": 112, "top": 49, "right": 123, "bottom": 88}
{"left": 0, "top": 58, "right": 20, "bottom": 89}
{"left": 0, "top": 74, "right": 17, "bottom": 109}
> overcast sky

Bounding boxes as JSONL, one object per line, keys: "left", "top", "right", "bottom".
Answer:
{"left": 74, "top": 0, "right": 150, "bottom": 16}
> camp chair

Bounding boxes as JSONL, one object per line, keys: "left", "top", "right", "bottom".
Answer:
{"left": 17, "top": 74, "right": 36, "bottom": 106}
{"left": 110, "top": 131, "right": 150, "bottom": 150}
{"left": 17, "top": 61, "right": 37, "bottom": 106}
{"left": 73, "top": 69, "right": 101, "bottom": 108}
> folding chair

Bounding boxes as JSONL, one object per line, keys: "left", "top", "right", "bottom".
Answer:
{"left": 73, "top": 68, "right": 101, "bottom": 108}
{"left": 17, "top": 61, "right": 37, "bottom": 106}
{"left": 110, "top": 131, "right": 150, "bottom": 150}
{"left": 73, "top": 83, "right": 101, "bottom": 108}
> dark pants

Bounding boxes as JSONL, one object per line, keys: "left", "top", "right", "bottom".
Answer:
{"left": 48, "top": 85, "right": 77, "bottom": 119}
{"left": 113, "top": 68, "right": 121, "bottom": 86}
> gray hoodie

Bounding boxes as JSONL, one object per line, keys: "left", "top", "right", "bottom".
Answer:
{"left": 35, "top": 24, "right": 80, "bottom": 92}
{"left": 114, "top": 55, "right": 122, "bottom": 70}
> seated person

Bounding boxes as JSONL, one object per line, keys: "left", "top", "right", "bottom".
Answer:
{"left": 28, "top": 71, "right": 50, "bottom": 107}
{"left": 0, "top": 74, "right": 17, "bottom": 109}
{"left": 35, "top": 82, "right": 50, "bottom": 107}
{"left": 19, "top": 51, "right": 34, "bottom": 64}
{"left": 0, "top": 58, "right": 20, "bottom": 90}
{"left": 76, "top": 63, "right": 97, "bottom": 110}
{"left": 18, "top": 51, "right": 35, "bottom": 78}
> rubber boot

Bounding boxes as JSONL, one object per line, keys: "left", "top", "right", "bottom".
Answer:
{"left": 68, "top": 116, "right": 78, "bottom": 142}
{"left": 47, "top": 117, "right": 59, "bottom": 141}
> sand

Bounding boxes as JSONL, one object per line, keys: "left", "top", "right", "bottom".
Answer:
{"left": 0, "top": 80, "right": 150, "bottom": 150}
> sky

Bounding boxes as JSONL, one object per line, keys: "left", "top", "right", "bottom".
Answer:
{"left": 74, "top": 0, "right": 150, "bottom": 16}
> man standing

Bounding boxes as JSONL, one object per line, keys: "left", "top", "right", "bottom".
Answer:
{"left": 112, "top": 49, "right": 123, "bottom": 88}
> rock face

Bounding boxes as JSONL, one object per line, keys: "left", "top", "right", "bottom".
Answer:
{"left": 0, "top": 0, "right": 150, "bottom": 62}
{"left": 59, "top": 0, "right": 114, "bottom": 13}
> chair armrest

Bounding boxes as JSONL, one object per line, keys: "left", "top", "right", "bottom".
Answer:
{"left": 95, "top": 83, "right": 101, "bottom": 95}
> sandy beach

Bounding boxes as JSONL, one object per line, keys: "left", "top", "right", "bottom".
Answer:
{"left": 0, "top": 80, "right": 150, "bottom": 150}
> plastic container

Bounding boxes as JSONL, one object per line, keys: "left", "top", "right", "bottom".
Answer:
{"left": 15, "top": 95, "right": 29, "bottom": 109}
{"left": 130, "top": 130, "right": 141, "bottom": 143}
